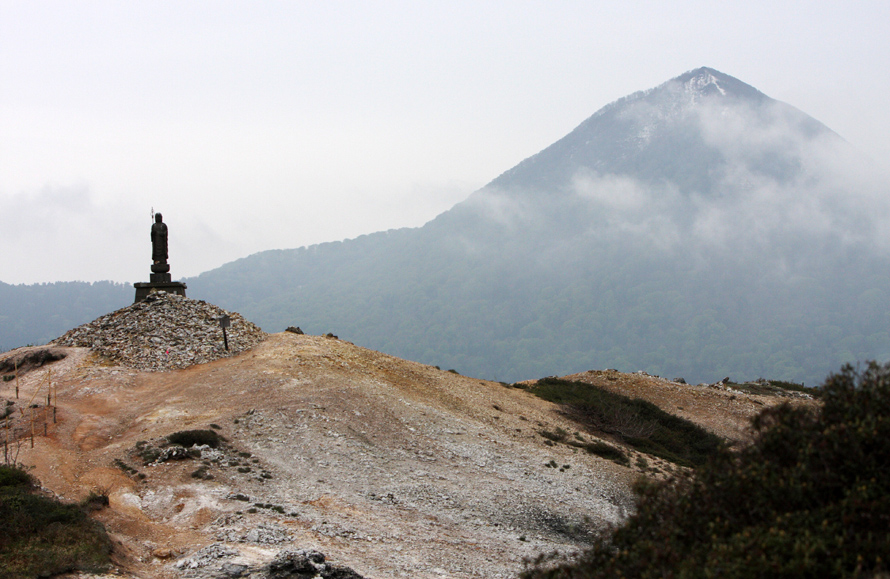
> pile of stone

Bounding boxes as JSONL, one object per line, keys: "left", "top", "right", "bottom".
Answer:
{"left": 52, "top": 291, "right": 266, "bottom": 371}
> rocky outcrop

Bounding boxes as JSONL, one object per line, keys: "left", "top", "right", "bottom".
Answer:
{"left": 171, "top": 545, "right": 364, "bottom": 579}
{"left": 51, "top": 291, "right": 266, "bottom": 371}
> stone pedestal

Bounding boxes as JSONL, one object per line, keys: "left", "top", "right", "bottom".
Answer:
{"left": 134, "top": 281, "right": 187, "bottom": 302}
{"left": 134, "top": 262, "right": 187, "bottom": 302}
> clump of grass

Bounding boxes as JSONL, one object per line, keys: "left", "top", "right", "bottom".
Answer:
{"left": 80, "top": 490, "right": 110, "bottom": 511}
{"left": 191, "top": 466, "right": 213, "bottom": 480}
{"left": 0, "top": 464, "right": 112, "bottom": 579}
{"left": 113, "top": 458, "right": 140, "bottom": 477}
{"left": 529, "top": 378, "right": 722, "bottom": 467}
{"left": 578, "top": 440, "right": 629, "bottom": 466}
{"left": 166, "top": 429, "right": 223, "bottom": 449}
{"left": 137, "top": 446, "right": 161, "bottom": 465}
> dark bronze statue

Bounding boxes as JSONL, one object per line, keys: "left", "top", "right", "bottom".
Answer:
{"left": 151, "top": 212, "right": 168, "bottom": 264}
{"left": 135, "top": 211, "right": 186, "bottom": 302}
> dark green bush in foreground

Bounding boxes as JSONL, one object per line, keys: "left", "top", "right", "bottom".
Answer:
{"left": 522, "top": 362, "right": 890, "bottom": 579}
{"left": 0, "top": 465, "right": 111, "bottom": 579}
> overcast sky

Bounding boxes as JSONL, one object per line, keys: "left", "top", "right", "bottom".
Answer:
{"left": 2, "top": 1, "right": 888, "bottom": 284}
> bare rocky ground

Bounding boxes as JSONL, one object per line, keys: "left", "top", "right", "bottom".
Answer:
{"left": 0, "top": 296, "right": 814, "bottom": 579}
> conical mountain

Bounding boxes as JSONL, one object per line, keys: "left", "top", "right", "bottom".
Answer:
{"left": 189, "top": 69, "right": 890, "bottom": 384}
{"left": 486, "top": 67, "right": 829, "bottom": 194}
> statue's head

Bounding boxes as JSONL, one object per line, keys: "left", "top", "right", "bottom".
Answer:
{"left": 155, "top": 213, "right": 163, "bottom": 223}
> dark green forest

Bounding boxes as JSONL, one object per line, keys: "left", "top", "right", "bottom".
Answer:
{"left": 0, "top": 281, "right": 131, "bottom": 351}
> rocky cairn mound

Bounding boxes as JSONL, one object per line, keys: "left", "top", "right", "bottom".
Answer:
{"left": 52, "top": 291, "right": 266, "bottom": 371}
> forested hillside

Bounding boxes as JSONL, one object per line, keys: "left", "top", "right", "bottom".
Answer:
{"left": 0, "top": 281, "right": 131, "bottom": 351}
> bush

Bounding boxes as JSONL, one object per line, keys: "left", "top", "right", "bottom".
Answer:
{"left": 166, "top": 429, "right": 222, "bottom": 449}
{"left": 578, "top": 441, "right": 629, "bottom": 466}
{"left": 80, "top": 490, "right": 110, "bottom": 511}
{"left": 521, "top": 362, "right": 890, "bottom": 579}
{"left": 0, "top": 464, "right": 35, "bottom": 488}
{"left": 0, "top": 465, "right": 111, "bottom": 579}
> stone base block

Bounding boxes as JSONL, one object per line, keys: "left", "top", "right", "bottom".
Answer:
{"left": 134, "top": 281, "right": 187, "bottom": 303}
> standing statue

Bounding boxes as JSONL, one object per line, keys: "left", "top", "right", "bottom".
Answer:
{"left": 151, "top": 213, "right": 168, "bottom": 264}
{"left": 135, "top": 210, "right": 186, "bottom": 302}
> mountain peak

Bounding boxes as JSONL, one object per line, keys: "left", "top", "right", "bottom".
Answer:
{"left": 486, "top": 67, "right": 814, "bottom": 193}
{"left": 668, "top": 66, "right": 766, "bottom": 102}
{"left": 683, "top": 67, "right": 727, "bottom": 96}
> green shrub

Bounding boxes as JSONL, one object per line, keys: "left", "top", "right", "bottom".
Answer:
{"left": 529, "top": 378, "right": 722, "bottom": 466}
{"left": 80, "top": 491, "right": 109, "bottom": 511}
{"left": 577, "top": 441, "right": 629, "bottom": 466}
{"left": 0, "top": 464, "right": 34, "bottom": 488}
{"left": 191, "top": 466, "right": 213, "bottom": 480}
{"left": 138, "top": 447, "right": 161, "bottom": 465}
{"left": 521, "top": 362, "right": 890, "bottom": 579}
{"left": 166, "top": 429, "right": 222, "bottom": 449}
{"left": 0, "top": 465, "right": 111, "bottom": 579}
{"left": 539, "top": 428, "right": 568, "bottom": 443}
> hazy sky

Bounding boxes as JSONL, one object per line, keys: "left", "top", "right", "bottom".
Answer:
{"left": 2, "top": 1, "right": 888, "bottom": 284}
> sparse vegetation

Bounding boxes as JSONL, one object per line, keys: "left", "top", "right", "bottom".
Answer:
{"left": 166, "top": 429, "right": 223, "bottom": 448}
{"left": 191, "top": 466, "right": 213, "bottom": 480}
{"left": 0, "top": 464, "right": 111, "bottom": 579}
{"left": 576, "top": 441, "right": 629, "bottom": 466}
{"left": 529, "top": 378, "right": 723, "bottom": 467}
{"left": 521, "top": 362, "right": 890, "bottom": 579}
{"left": 137, "top": 446, "right": 161, "bottom": 465}
{"left": 726, "top": 378, "right": 817, "bottom": 398}
{"left": 113, "top": 458, "right": 140, "bottom": 477}
{"left": 80, "top": 489, "right": 110, "bottom": 511}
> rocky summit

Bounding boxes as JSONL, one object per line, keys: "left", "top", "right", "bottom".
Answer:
{"left": 52, "top": 291, "right": 266, "bottom": 371}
